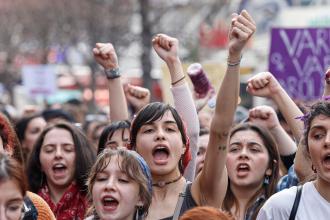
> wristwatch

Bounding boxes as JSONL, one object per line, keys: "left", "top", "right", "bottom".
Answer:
{"left": 104, "top": 67, "right": 121, "bottom": 79}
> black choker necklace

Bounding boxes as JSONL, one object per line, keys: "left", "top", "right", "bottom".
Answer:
{"left": 152, "top": 175, "right": 182, "bottom": 188}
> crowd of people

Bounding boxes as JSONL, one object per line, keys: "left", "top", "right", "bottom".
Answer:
{"left": 0, "top": 9, "right": 330, "bottom": 220}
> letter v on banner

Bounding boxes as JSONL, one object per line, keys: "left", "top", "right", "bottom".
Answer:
{"left": 269, "top": 28, "right": 330, "bottom": 101}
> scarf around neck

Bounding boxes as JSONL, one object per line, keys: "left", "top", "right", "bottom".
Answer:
{"left": 38, "top": 182, "right": 88, "bottom": 220}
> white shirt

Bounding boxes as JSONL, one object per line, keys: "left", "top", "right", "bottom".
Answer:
{"left": 257, "top": 181, "right": 330, "bottom": 220}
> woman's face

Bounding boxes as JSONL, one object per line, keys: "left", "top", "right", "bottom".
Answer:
{"left": 22, "top": 117, "right": 47, "bottom": 153}
{"left": 135, "top": 111, "right": 185, "bottom": 176}
{"left": 0, "top": 179, "right": 24, "bottom": 220}
{"left": 307, "top": 114, "right": 330, "bottom": 184}
{"left": 195, "top": 134, "right": 209, "bottom": 177}
{"left": 226, "top": 129, "right": 271, "bottom": 189}
{"left": 105, "top": 128, "right": 130, "bottom": 150}
{"left": 92, "top": 156, "right": 142, "bottom": 220}
{"left": 39, "top": 128, "right": 76, "bottom": 190}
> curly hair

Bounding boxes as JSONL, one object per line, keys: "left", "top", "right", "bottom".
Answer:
{"left": 303, "top": 101, "right": 330, "bottom": 152}
{"left": 0, "top": 112, "right": 24, "bottom": 163}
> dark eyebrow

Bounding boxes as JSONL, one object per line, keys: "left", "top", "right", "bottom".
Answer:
{"left": 248, "top": 141, "right": 262, "bottom": 145}
{"left": 143, "top": 121, "right": 154, "bottom": 126}
{"left": 310, "top": 125, "right": 325, "bottom": 130}
{"left": 143, "top": 120, "right": 177, "bottom": 126}
{"left": 164, "top": 121, "right": 177, "bottom": 126}
{"left": 42, "top": 144, "right": 54, "bottom": 148}
{"left": 229, "top": 141, "right": 263, "bottom": 147}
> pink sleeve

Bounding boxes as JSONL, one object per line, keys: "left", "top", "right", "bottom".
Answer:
{"left": 171, "top": 83, "right": 199, "bottom": 181}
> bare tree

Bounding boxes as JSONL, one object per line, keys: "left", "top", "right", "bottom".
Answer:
{"left": 0, "top": 0, "right": 135, "bottom": 107}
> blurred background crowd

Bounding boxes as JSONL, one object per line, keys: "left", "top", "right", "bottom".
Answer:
{"left": 0, "top": 0, "right": 329, "bottom": 123}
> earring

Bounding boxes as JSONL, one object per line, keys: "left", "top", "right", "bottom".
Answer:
{"left": 179, "top": 156, "right": 184, "bottom": 173}
{"left": 135, "top": 206, "right": 143, "bottom": 220}
{"left": 135, "top": 209, "right": 139, "bottom": 220}
{"left": 263, "top": 175, "right": 270, "bottom": 185}
{"left": 311, "top": 164, "right": 317, "bottom": 173}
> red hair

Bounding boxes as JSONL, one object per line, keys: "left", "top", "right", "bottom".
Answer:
{"left": 0, "top": 153, "right": 28, "bottom": 196}
{"left": 179, "top": 206, "right": 234, "bottom": 220}
{"left": 0, "top": 113, "right": 23, "bottom": 163}
{"left": 181, "top": 119, "right": 191, "bottom": 171}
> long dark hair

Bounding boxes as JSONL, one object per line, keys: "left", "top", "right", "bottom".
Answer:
{"left": 223, "top": 123, "right": 280, "bottom": 220}
{"left": 129, "top": 102, "right": 190, "bottom": 174}
{"left": 27, "top": 122, "right": 96, "bottom": 193}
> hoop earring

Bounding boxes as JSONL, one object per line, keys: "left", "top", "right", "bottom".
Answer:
{"left": 311, "top": 164, "right": 317, "bottom": 173}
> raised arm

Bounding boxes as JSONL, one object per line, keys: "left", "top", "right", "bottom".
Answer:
{"left": 93, "top": 43, "right": 128, "bottom": 122}
{"left": 247, "top": 72, "right": 304, "bottom": 141}
{"left": 152, "top": 34, "right": 200, "bottom": 181}
{"left": 293, "top": 137, "right": 313, "bottom": 182}
{"left": 193, "top": 10, "right": 256, "bottom": 206}
{"left": 248, "top": 105, "right": 297, "bottom": 156}
{"left": 124, "top": 84, "right": 151, "bottom": 114}
{"left": 294, "top": 68, "right": 330, "bottom": 181}
{"left": 323, "top": 68, "right": 330, "bottom": 97}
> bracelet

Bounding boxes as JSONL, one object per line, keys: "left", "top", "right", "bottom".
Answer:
{"left": 227, "top": 55, "right": 242, "bottom": 67}
{"left": 171, "top": 75, "right": 185, "bottom": 86}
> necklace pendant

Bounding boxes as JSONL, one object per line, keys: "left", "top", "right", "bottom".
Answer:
{"left": 158, "top": 181, "right": 166, "bottom": 187}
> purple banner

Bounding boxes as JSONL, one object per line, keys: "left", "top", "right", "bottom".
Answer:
{"left": 269, "top": 28, "right": 330, "bottom": 101}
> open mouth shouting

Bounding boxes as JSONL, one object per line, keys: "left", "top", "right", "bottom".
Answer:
{"left": 322, "top": 153, "right": 330, "bottom": 170}
{"left": 236, "top": 163, "right": 250, "bottom": 177}
{"left": 152, "top": 145, "right": 170, "bottom": 165}
{"left": 102, "top": 195, "right": 119, "bottom": 212}
{"left": 52, "top": 163, "right": 68, "bottom": 178}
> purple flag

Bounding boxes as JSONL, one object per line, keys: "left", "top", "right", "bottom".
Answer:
{"left": 269, "top": 28, "right": 330, "bottom": 101}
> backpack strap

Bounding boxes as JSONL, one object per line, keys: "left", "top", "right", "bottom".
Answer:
{"left": 172, "top": 181, "right": 190, "bottom": 220}
{"left": 289, "top": 185, "right": 303, "bottom": 220}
